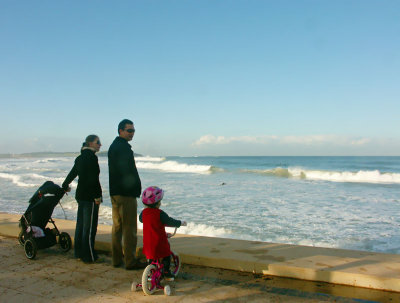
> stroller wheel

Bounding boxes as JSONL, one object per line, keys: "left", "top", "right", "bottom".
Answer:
{"left": 24, "top": 239, "right": 37, "bottom": 259}
{"left": 59, "top": 232, "right": 72, "bottom": 252}
{"left": 18, "top": 230, "right": 26, "bottom": 246}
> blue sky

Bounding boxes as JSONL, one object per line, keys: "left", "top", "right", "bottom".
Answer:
{"left": 1, "top": 1, "right": 399, "bottom": 156}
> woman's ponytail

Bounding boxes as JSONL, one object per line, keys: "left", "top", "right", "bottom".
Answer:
{"left": 81, "top": 134, "right": 98, "bottom": 151}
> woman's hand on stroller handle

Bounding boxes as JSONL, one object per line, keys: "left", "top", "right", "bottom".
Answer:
{"left": 64, "top": 186, "right": 71, "bottom": 193}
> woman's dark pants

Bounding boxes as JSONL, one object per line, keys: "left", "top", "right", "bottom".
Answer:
{"left": 75, "top": 200, "right": 99, "bottom": 262}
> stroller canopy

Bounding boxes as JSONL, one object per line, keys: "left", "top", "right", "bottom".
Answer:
{"left": 24, "top": 181, "right": 65, "bottom": 230}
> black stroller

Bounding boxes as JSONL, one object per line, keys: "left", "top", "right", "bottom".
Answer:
{"left": 19, "top": 181, "right": 72, "bottom": 259}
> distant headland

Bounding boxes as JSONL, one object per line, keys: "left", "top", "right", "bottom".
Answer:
{"left": 0, "top": 151, "right": 142, "bottom": 158}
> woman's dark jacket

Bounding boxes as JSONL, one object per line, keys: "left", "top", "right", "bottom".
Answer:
{"left": 108, "top": 136, "right": 141, "bottom": 197}
{"left": 62, "top": 148, "right": 102, "bottom": 202}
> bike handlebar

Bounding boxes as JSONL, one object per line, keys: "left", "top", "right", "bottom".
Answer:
{"left": 167, "top": 227, "right": 178, "bottom": 238}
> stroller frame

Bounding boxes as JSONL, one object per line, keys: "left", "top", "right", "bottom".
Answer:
{"left": 19, "top": 211, "right": 72, "bottom": 259}
{"left": 19, "top": 181, "right": 72, "bottom": 259}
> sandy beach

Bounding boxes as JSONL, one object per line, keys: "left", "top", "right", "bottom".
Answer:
{"left": 1, "top": 212, "right": 400, "bottom": 302}
{"left": 1, "top": 234, "right": 398, "bottom": 302}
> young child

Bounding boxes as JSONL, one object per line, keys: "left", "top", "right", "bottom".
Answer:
{"left": 139, "top": 186, "right": 186, "bottom": 281}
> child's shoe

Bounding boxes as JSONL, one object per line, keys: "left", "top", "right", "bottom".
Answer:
{"left": 163, "top": 270, "right": 175, "bottom": 281}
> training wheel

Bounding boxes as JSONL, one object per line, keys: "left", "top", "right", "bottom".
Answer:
{"left": 131, "top": 281, "right": 139, "bottom": 292}
{"left": 164, "top": 285, "right": 172, "bottom": 296}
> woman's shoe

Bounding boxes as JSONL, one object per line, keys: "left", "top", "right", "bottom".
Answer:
{"left": 83, "top": 256, "right": 105, "bottom": 264}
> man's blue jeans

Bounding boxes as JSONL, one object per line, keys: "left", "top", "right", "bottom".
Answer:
{"left": 75, "top": 200, "right": 99, "bottom": 262}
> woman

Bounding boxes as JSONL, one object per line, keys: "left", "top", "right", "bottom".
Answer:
{"left": 62, "top": 134, "right": 102, "bottom": 263}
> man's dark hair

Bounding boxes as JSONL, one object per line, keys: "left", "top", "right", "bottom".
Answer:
{"left": 118, "top": 119, "right": 133, "bottom": 133}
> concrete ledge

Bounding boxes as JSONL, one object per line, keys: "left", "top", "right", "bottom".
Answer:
{"left": 2, "top": 212, "right": 400, "bottom": 293}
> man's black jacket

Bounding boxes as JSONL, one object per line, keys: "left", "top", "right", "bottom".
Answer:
{"left": 108, "top": 136, "right": 141, "bottom": 197}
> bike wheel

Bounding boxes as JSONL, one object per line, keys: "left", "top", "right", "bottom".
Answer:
{"left": 59, "top": 232, "right": 72, "bottom": 252}
{"left": 24, "top": 238, "right": 37, "bottom": 259}
{"left": 170, "top": 251, "right": 181, "bottom": 277}
{"left": 142, "top": 264, "right": 157, "bottom": 295}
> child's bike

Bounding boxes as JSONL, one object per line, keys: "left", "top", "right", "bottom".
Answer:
{"left": 131, "top": 227, "right": 181, "bottom": 296}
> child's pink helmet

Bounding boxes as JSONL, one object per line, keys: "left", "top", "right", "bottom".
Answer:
{"left": 141, "top": 186, "right": 164, "bottom": 205}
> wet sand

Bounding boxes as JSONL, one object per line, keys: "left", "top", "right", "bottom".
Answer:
{"left": 1, "top": 235, "right": 398, "bottom": 302}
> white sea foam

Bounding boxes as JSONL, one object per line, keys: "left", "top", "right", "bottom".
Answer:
{"left": 34, "top": 158, "right": 64, "bottom": 164}
{"left": 0, "top": 172, "right": 66, "bottom": 188}
{"left": 248, "top": 167, "right": 400, "bottom": 184}
{"left": 98, "top": 204, "right": 113, "bottom": 222}
{"left": 136, "top": 160, "right": 213, "bottom": 174}
{"left": 139, "top": 222, "right": 232, "bottom": 239}
{"left": 290, "top": 168, "right": 400, "bottom": 184}
{"left": 171, "top": 222, "right": 232, "bottom": 238}
{"left": 0, "top": 173, "right": 39, "bottom": 187}
{"left": 96, "top": 208, "right": 232, "bottom": 239}
{"left": 136, "top": 156, "right": 166, "bottom": 162}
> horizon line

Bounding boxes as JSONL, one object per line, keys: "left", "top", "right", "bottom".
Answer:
{"left": 1, "top": 152, "right": 399, "bottom": 158}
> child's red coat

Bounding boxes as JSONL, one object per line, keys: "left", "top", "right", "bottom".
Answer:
{"left": 142, "top": 208, "right": 171, "bottom": 259}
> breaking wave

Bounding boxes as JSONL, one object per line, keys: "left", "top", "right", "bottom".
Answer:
{"left": 169, "top": 222, "right": 232, "bottom": 238}
{"left": 246, "top": 167, "right": 400, "bottom": 184}
{"left": 136, "top": 160, "right": 216, "bottom": 174}
{"left": 34, "top": 158, "right": 65, "bottom": 164}
{"left": 0, "top": 172, "right": 66, "bottom": 187}
{"left": 0, "top": 173, "right": 37, "bottom": 187}
{"left": 136, "top": 156, "right": 166, "bottom": 162}
{"left": 70, "top": 203, "right": 234, "bottom": 238}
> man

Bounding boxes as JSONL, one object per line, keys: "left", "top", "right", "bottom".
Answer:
{"left": 108, "top": 119, "right": 144, "bottom": 269}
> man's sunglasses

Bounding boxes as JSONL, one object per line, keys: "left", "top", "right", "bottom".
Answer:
{"left": 125, "top": 129, "right": 135, "bottom": 133}
{"left": 96, "top": 141, "right": 101, "bottom": 145}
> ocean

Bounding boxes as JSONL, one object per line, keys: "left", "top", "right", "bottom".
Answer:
{"left": 1, "top": 155, "right": 400, "bottom": 254}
